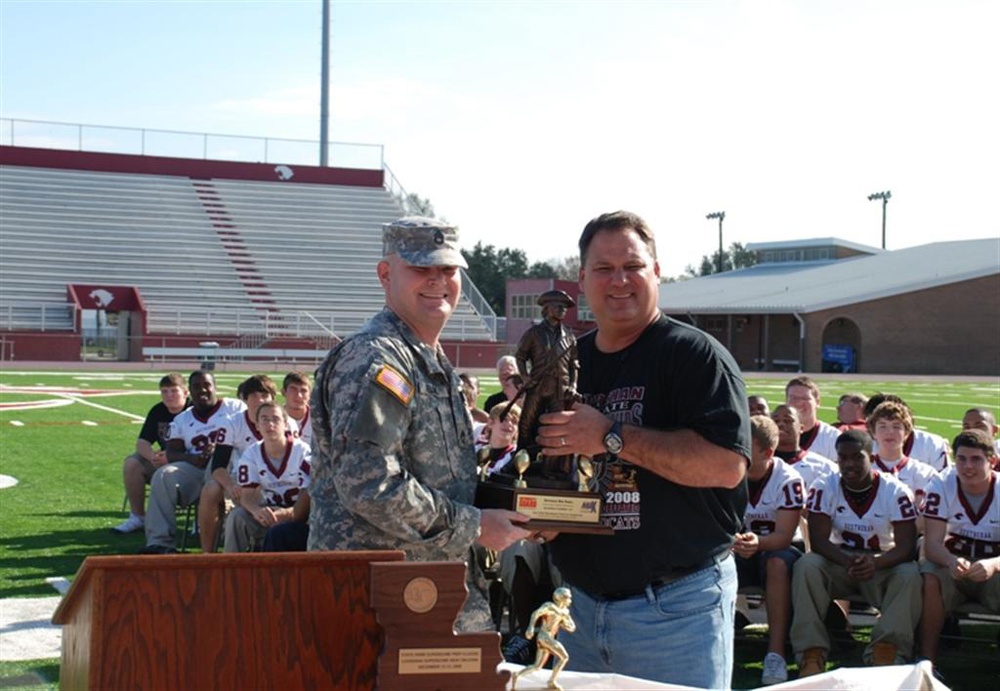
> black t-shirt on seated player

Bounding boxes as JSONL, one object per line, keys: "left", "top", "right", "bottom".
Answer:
{"left": 138, "top": 399, "right": 191, "bottom": 449}
{"left": 549, "top": 314, "right": 751, "bottom": 597}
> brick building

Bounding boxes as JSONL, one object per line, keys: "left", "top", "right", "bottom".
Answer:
{"left": 658, "top": 238, "right": 999, "bottom": 375}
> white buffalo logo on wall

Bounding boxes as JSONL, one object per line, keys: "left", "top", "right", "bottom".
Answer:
{"left": 88, "top": 289, "right": 115, "bottom": 308}
{"left": 274, "top": 165, "right": 294, "bottom": 181}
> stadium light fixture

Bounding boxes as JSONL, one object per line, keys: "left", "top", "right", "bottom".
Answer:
{"left": 867, "top": 190, "right": 891, "bottom": 250}
{"left": 706, "top": 211, "right": 726, "bottom": 274}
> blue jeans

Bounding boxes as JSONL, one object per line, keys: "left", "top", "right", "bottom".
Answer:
{"left": 736, "top": 545, "right": 803, "bottom": 587}
{"left": 563, "top": 554, "right": 737, "bottom": 689}
{"left": 262, "top": 521, "right": 309, "bottom": 552}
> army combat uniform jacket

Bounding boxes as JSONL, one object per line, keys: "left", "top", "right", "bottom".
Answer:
{"left": 308, "top": 307, "right": 490, "bottom": 631}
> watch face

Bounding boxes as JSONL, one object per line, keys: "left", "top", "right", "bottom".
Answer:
{"left": 604, "top": 432, "right": 623, "bottom": 455}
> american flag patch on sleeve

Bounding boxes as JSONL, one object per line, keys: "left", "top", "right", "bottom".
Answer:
{"left": 374, "top": 364, "right": 414, "bottom": 405}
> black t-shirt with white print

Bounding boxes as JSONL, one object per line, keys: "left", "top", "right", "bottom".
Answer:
{"left": 549, "top": 314, "right": 751, "bottom": 597}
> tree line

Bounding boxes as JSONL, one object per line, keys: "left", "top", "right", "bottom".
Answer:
{"left": 402, "top": 193, "right": 755, "bottom": 316}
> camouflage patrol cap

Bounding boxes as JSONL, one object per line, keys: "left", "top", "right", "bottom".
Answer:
{"left": 382, "top": 216, "right": 468, "bottom": 268}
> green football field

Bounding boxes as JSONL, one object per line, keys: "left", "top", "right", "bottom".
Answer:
{"left": 0, "top": 368, "right": 996, "bottom": 689}
{"left": 1, "top": 368, "right": 997, "bottom": 598}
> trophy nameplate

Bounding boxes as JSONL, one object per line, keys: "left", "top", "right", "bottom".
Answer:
{"left": 475, "top": 482, "right": 614, "bottom": 535}
{"left": 370, "top": 561, "right": 508, "bottom": 690}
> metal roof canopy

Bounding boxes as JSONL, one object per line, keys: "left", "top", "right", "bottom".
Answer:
{"left": 660, "top": 238, "right": 1000, "bottom": 314}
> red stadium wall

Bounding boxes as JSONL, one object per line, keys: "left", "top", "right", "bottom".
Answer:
{"left": 1, "top": 332, "right": 81, "bottom": 361}
{"left": 442, "top": 341, "right": 511, "bottom": 370}
{"left": 1, "top": 334, "right": 509, "bottom": 367}
{"left": 0, "top": 146, "right": 384, "bottom": 187}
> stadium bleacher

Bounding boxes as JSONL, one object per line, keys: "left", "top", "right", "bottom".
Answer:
{"left": 0, "top": 154, "right": 496, "bottom": 353}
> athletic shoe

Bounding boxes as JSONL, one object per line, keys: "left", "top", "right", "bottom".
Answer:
{"left": 111, "top": 514, "right": 144, "bottom": 534}
{"left": 761, "top": 652, "right": 788, "bottom": 685}
{"left": 916, "top": 658, "right": 948, "bottom": 685}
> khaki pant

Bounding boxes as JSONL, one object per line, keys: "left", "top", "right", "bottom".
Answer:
{"left": 144, "top": 462, "right": 206, "bottom": 549}
{"left": 919, "top": 560, "right": 1000, "bottom": 613}
{"left": 791, "top": 551, "right": 922, "bottom": 663}
{"left": 223, "top": 506, "right": 267, "bottom": 553}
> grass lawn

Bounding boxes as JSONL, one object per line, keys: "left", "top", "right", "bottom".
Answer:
{"left": 0, "top": 660, "right": 58, "bottom": 690}
{"left": 0, "top": 368, "right": 996, "bottom": 689}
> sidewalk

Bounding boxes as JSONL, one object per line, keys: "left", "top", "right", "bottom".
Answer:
{"left": 0, "top": 578, "right": 67, "bottom": 662}
{"left": 0, "top": 596, "right": 61, "bottom": 662}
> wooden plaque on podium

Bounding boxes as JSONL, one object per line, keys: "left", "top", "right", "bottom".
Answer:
{"left": 370, "top": 561, "right": 508, "bottom": 690}
{"left": 52, "top": 551, "right": 403, "bottom": 690}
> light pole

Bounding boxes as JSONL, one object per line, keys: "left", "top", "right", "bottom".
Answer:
{"left": 706, "top": 211, "right": 726, "bottom": 273}
{"left": 867, "top": 190, "right": 891, "bottom": 249}
{"left": 319, "top": 0, "right": 331, "bottom": 166}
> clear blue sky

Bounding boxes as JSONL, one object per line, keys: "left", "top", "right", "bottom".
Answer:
{"left": 2, "top": 1, "right": 998, "bottom": 277}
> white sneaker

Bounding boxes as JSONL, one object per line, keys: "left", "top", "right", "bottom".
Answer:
{"left": 761, "top": 652, "right": 788, "bottom": 685}
{"left": 111, "top": 514, "right": 145, "bottom": 534}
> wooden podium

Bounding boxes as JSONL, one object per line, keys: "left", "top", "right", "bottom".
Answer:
{"left": 52, "top": 551, "right": 404, "bottom": 690}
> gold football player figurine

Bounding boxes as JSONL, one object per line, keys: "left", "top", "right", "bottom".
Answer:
{"left": 510, "top": 587, "right": 576, "bottom": 690}
{"left": 477, "top": 446, "right": 492, "bottom": 481}
{"left": 513, "top": 449, "right": 531, "bottom": 488}
{"left": 576, "top": 457, "right": 593, "bottom": 492}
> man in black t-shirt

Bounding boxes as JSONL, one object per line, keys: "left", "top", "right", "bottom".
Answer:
{"left": 536, "top": 211, "right": 751, "bottom": 689}
{"left": 111, "top": 373, "right": 191, "bottom": 534}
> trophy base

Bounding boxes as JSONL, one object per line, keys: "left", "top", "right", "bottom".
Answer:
{"left": 474, "top": 482, "right": 614, "bottom": 535}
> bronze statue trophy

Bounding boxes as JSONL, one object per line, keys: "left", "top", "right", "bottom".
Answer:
{"left": 474, "top": 290, "right": 612, "bottom": 535}
{"left": 516, "top": 290, "right": 578, "bottom": 482}
{"left": 510, "top": 587, "right": 576, "bottom": 691}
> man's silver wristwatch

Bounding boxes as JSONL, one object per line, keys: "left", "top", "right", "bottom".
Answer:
{"left": 602, "top": 421, "right": 624, "bottom": 455}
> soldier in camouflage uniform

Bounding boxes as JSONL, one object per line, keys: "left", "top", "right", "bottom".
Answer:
{"left": 308, "top": 216, "right": 532, "bottom": 632}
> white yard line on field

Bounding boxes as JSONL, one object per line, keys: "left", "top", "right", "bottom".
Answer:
{"left": 53, "top": 393, "right": 145, "bottom": 421}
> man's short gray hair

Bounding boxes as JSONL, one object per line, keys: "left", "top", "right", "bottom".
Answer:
{"left": 496, "top": 355, "right": 517, "bottom": 371}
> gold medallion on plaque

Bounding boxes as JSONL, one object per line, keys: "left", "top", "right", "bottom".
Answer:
{"left": 402, "top": 576, "right": 438, "bottom": 614}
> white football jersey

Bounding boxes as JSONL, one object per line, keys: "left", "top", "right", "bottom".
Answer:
{"left": 800, "top": 420, "right": 840, "bottom": 463}
{"left": 874, "top": 429, "right": 951, "bottom": 471}
{"left": 807, "top": 471, "right": 917, "bottom": 552}
{"left": 225, "top": 409, "right": 299, "bottom": 456}
{"left": 873, "top": 455, "right": 939, "bottom": 509}
{"left": 235, "top": 438, "right": 311, "bottom": 508}
{"left": 922, "top": 471, "right": 1000, "bottom": 560}
{"left": 783, "top": 449, "right": 837, "bottom": 493}
{"left": 167, "top": 398, "right": 247, "bottom": 455}
{"left": 743, "top": 458, "right": 805, "bottom": 536}
{"left": 288, "top": 406, "right": 312, "bottom": 448}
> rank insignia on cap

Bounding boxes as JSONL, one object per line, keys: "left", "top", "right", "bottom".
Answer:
{"left": 375, "top": 364, "right": 414, "bottom": 406}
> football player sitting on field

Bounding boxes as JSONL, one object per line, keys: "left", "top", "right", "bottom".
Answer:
{"left": 771, "top": 404, "right": 836, "bottom": 494}
{"left": 867, "top": 400, "right": 938, "bottom": 525}
{"left": 732, "top": 415, "right": 805, "bottom": 686}
{"left": 282, "top": 371, "right": 314, "bottom": 449}
{"left": 791, "top": 430, "right": 922, "bottom": 675}
{"left": 199, "top": 375, "right": 297, "bottom": 552}
{"left": 224, "top": 401, "right": 311, "bottom": 552}
{"left": 865, "top": 393, "right": 951, "bottom": 471}
{"left": 961, "top": 408, "right": 1000, "bottom": 462}
{"left": 784, "top": 376, "right": 841, "bottom": 462}
{"left": 141, "top": 370, "right": 245, "bottom": 554}
{"left": 918, "top": 429, "right": 999, "bottom": 667}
